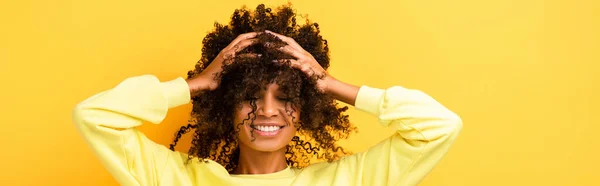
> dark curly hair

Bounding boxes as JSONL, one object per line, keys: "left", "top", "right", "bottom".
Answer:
{"left": 169, "top": 3, "right": 356, "bottom": 172}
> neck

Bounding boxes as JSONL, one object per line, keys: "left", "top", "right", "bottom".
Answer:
{"left": 232, "top": 145, "right": 288, "bottom": 175}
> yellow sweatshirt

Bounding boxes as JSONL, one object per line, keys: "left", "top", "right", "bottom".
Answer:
{"left": 72, "top": 74, "right": 462, "bottom": 186}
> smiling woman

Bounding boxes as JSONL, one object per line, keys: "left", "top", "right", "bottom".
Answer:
{"left": 168, "top": 4, "right": 356, "bottom": 174}
{"left": 72, "top": 3, "right": 462, "bottom": 186}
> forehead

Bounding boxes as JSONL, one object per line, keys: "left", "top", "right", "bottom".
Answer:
{"left": 247, "top": 83, "right": 295, "bottom": 97}
{"left": 263, "top": 83, "right": 282, "bottom": 93}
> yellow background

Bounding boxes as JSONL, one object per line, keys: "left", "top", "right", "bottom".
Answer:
{"left": 1, "top": 0, "right": 598, "bottom": 185}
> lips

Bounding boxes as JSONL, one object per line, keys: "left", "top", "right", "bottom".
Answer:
{"left": 250, "top": 123, "right": 285, "bottom": 136}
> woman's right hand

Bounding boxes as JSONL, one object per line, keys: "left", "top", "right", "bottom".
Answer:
{"left": 186, "top": 32, "right": 260, "bottom": 94}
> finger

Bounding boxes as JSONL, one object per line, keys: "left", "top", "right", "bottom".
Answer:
{"left": 232, "top": 38, "right": 259, "bottom": 53}
{"left": 237, "top": 53, "right": 262, "bottom": 58}
{"left": 273, "top": 59, "right": 315, "bottom": 76}
{"left": 276, "top": 45, "right": 305, "bottom": 59}
{"left": 265, "top": 30, "right": 304, "bottom": 51}
{"left": 229, "top": 32, "right": 259, "bottom": 48}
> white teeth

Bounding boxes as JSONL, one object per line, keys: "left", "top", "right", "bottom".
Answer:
{"left": 254, "top": 125, "right": 281, "bottom": 132}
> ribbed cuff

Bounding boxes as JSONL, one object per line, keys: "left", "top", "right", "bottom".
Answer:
{"left": 159, "top": 77, "right": 191, "bottom": 108}
{"left": 354, "top": 85, "right": 385, "bottom": 116}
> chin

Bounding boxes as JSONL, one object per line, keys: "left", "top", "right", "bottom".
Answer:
{"left": 247, "top": 141, "right": 288, "bottom": 152}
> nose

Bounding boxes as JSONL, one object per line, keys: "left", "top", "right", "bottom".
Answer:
{"left": 257, "top": 96, "right": 278, "bottom": 117}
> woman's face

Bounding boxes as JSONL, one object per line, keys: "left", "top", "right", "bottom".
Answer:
{"left": 234, "top": 83, "right": 299, "bottom": 152}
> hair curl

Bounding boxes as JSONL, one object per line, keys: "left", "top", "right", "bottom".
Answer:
{"left": 169, "top": 4, "right": 356, "bottom": 172}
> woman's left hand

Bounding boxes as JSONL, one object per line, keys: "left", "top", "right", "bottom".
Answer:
{"left": 265, "top": 30, "right": 334, "bottom": 94}
{"left": 265, "top": 30, "right": 360, "bottom": 105}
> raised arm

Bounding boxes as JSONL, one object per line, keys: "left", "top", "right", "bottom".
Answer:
{"left": 73, "top": 32, "right": 261, "bottom": 185}
{"left": 72, "top": 75, "right": 191, "bottom": 185}
{"left": 344, "top": 85, "right": 462, "bottom": 185}
{"left": 266, "top": 30, "right": 462, "bottom": 185}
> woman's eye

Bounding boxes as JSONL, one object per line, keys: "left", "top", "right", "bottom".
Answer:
{"left": 277, "top": 97, "right": 290, "bottom": 101}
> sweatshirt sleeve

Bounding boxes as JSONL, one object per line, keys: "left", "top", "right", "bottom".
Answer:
{"left": 72, "top": 74, "right": 191, "bottom": 185}
{"left": 345, "top": 85, "right": 463, "bottom": 186}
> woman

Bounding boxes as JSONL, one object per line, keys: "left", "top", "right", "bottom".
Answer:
{"left": 73, "top": 4, "right": 462, "bottom": 186}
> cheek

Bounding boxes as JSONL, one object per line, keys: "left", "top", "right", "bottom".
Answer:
{"left": 290, "top": 106, "right": 301, "bottom": 120}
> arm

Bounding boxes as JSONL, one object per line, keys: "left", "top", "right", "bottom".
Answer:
{"left": 72, "top": 75, "right": 191, "bottom": 185}
{"left": 341, "top": 84, "right": 463, "bottom": 186}
{"left": 264, "top": 31, "right": 462, "bottom": 185}
{"left": 73, "top": 33, "right": 260, "bottom": 185}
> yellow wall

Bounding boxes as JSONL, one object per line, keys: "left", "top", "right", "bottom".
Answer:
{"left": 1, "top": 0, "right": 598, "bottom": 185}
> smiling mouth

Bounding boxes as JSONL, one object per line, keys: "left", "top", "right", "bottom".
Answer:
{"left": 251, "top": 125, "right": 284, "bottom": 132}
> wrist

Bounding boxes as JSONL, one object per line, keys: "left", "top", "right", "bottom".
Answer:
{"left": 323, "top": 75, "right": 360, "bottom": 106}
{"left": 186, "top": 76, "right": 212, "bottom": 95}
{"left": 323, "top": 75, "right": 339, "bottom": 95}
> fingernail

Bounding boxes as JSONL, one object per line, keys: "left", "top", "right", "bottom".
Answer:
{"left": 257, "top": 54, "right": 262, "bottom": 57}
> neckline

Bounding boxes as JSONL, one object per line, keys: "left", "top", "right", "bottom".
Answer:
{"left": 229, "top": 166, "right": 295, "bottom": 179}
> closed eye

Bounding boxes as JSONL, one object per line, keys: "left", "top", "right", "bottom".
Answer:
{"left": 277, "top": 97, "right": 290, "bottom": 101}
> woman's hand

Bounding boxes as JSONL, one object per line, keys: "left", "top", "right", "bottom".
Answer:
{"left": 186, "top": 32, "right": 260, "bottom": 94}
{"left": 264, "top": 30, "right": 333, "bottom": 93}
{"left": 265, "top": 30, "right": 360, "bottom": 105}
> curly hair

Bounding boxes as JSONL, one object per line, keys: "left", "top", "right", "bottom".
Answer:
{"left": 169, "top": 3, "right": 356, "bottom": 172}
